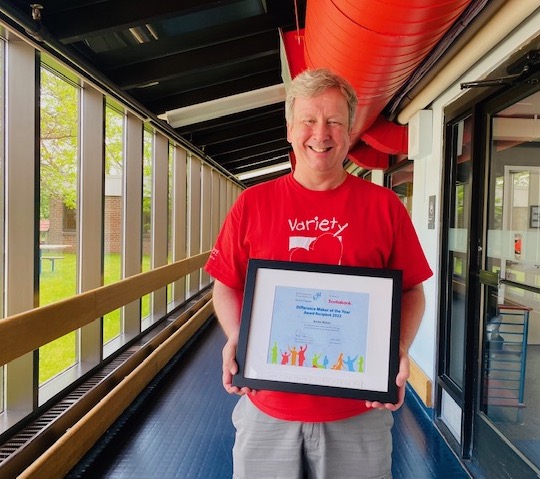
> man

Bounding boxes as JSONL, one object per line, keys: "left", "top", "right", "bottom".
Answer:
{"left": 205, "top": 68, "right": 432, "bottom": 478}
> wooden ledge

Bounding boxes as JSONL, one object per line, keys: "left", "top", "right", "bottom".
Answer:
{"left": 408, "top": 357, "right": 433, "bottom": 407}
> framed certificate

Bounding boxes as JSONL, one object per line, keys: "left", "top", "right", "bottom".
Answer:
{"left": 233, "top": 259, "right": 402, "bottom": 403}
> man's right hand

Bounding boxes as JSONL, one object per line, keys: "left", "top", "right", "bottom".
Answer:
{"left": 222, "top": 337, "right": 253, "bottom": 396}
{"left": 211, "top": 280, "right": 253, "bottom": 395}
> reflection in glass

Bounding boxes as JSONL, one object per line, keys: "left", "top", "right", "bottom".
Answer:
{"left": 482, "top": 90, "right": 540, "bottom": 469}
{"left": 387, "top": 162, "right": 414, "bottom": 217}
{"left": 446, "top": 117, "right": 472, "bottom": 389}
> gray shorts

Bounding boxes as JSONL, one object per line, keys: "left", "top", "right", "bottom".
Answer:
{"left": 231, "top": 395, "right": 393, "bottom": 479}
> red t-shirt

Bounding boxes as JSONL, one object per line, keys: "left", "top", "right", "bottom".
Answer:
{"left": 205, "top": 173, "right": 432, "bottom": 421}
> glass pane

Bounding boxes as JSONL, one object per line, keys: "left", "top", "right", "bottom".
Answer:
{"left": 167, "top": 143, "right": 173, "bottom": 311}
{"left": 446, "top": 117, "right": 472, "bottom": 388}
{"left": 388, "top": 162, "right": 414, "bottom": 216}
{"left": 481, "top": 89, "right": 540, "bottom": 469}
{"left": 0, "top": 39, "right": 5, "bottom": 413}
{"left": 103, "top": 105, "right": 125, "bottom": 345}
{"left": 141, "top": 129, "right": 153, "bottom": 328}
{"left": 39, "top": 66, "right": 79, "bottom": 384}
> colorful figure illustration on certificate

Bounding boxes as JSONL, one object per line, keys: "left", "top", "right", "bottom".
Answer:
{"left": 267, "top": 286, "right": 369, "bottom": 373}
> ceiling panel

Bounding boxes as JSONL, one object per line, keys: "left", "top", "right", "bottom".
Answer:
{"left": 4, "top": 0, "right": 499, "bottom": 186}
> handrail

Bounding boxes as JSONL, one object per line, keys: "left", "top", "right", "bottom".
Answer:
{"left": 499, "top": 278, "right": 540, "bottom": 296}
{"left": 19, "top": 298, "right": 215, "bottom": 479}
{"left": 0, "top": 251, "right": 210, "bottom": 367}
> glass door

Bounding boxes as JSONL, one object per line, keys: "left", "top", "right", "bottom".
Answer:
{"left": 476, "top": 88, "right": 540, "bottom": 478}
{"left": 437, "top": 114, "right": 479, "bottom": 456}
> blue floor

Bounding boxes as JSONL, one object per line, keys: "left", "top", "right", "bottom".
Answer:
{"left": 67, "top": 319, "right": 471, "bottom": 478}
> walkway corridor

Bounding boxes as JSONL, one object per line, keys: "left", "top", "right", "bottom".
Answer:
{"left": 67, "top": 320, "right": 471, "bottom": 478}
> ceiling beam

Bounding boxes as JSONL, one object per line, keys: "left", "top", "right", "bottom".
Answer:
{"left": 145, "top": 70, "right": 283, "bottom": 114}
{"left": 176, "top": 104, "right": 285, "bottom": 135}
{"left": 190, "top": 115, "right": 285, "bottom": 146}
{"left": 134, "top": 55, "right": 279, "bottom": 103}
{"left": 226, "top": 153, "right": 291, "bottom": 173}
{"left": 94, "top": 14, "right": 279, "bottom": 68}
{"left": 110, "top": 31, "right": 279, "bottom": 89}
{"left": 212, "top": 140, "right": 291, "bottom": 165}
{"left": 43, "top": 0, "right": 244, "bottom": 43}
{"left": 205, "top": 135, "right": 289, "bottom": 157}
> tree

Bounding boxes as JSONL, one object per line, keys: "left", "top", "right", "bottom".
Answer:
{"left": 105, "top": 106, "right": 124, "bottom": 176}
{"left": 40, "top": 67, "right": 78, "bottom": 218}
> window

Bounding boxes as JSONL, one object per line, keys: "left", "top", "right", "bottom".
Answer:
{"left": 39, "top": 64, "right": 79, "bottom": 384}
{"left": 141, "top": 129, "right": 153, "bottom": 327}
{"left": 103, "top": 103, "right": 125, "bottom": 345}
{"left": 386, "top": 161, "right": 414, "bottom": 217}
{"left": 0, "top": 37, "right": 5, "bottom": 413}
{"left": 167, "top": 143, "right": 173, "bottom": 311}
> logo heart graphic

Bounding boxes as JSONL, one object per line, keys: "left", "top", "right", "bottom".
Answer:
{"left": 289, "top": 233, "right": 343, "bottom": 264}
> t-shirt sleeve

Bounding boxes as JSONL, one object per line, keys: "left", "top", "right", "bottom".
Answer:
{"left": 204, "top": 193, "right": 250, "bottom": 290}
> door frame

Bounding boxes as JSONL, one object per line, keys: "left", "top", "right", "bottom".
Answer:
{"left": 435, "top": 103, "right": 486, "bottom": 459}
{"left": 472, "top": 73, "right": 540, "bottom": 478}
{"left": 436, "top": 71, "right": 540, "bottom": 477}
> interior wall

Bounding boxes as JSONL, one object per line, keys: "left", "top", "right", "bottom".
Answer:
{"left": 409, "top": 129, "right": 441, "bottom": 386}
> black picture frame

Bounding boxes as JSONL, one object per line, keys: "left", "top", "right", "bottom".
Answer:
{"left": 233, "top": 259, "right": 402, "bottom": 403}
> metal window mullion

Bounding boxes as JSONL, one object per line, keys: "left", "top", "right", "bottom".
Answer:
{"left": 151, "top": 131, "right": 168, "bottom": 319}
{"left": 200, "top": 164, "right": 212, "bottom": 287}
{"left": 187, "top": 154, "right": 201, "bottom": 295}
{"left": 211, "top": 170, "right": 220, "bottom": 246}
{"left": 4, "top": 38, "right": 37, "bottom": 417}
{"left": 122, "top": 112, "right": 143, "bottom": 339}
{"left": 78, "top": 82, "right": 104, "bottom": 368}
{"left": 172, "top": 145, "right": 187, "bottom": 303}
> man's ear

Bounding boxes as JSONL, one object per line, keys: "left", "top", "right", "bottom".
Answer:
{"left": 286, "top": 123, "right": 292, "bottom": 143}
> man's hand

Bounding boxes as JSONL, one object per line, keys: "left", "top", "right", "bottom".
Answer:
{"left": 365, "top": 354, "right": 409, "bottom": 411}
{"left": 366, "top": 284, "right": 425, "bottom": 411}
{"left": 212, "top": 280, "right": 253, "bottom": 395}
{"left": 222, "top": 337, "right": 253, "bottom": 396}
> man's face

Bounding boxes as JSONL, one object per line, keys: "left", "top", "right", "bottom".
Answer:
{"left": 287, "top": 87, "right": 351, "bottom": 179}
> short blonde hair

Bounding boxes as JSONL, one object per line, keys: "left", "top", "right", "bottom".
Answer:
{"left": 285, "top": 69, "right": 357, "bottom": 130}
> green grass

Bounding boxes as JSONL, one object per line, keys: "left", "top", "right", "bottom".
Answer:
{"left": 39, "top": 253, "right": 152, "bottom": 384}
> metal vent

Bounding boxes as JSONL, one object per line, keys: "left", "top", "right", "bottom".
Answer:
{"left": 0, "top": 350, "right": 135, "bottom": 472}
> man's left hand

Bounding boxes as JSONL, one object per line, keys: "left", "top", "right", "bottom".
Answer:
{"left": 365, "top": 354, "right": 409, "bottom": 411}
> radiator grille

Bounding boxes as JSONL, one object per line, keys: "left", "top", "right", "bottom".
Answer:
{"left": 0, "top": 350, "right": 135, "bottom": 467}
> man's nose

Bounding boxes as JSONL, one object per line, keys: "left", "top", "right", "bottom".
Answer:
{"left": 312, "top": 121, "right": 330, "bottom": 139}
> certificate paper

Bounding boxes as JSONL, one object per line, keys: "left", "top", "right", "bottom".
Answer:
{"left": 268, "top": 286, "right": 368, "bottom": 373}
{"left": 233, "top": 259, "right": 402, "bottom": 402}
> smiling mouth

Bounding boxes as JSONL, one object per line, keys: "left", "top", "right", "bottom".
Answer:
{"left": 309, "top": 146, "right": 332, "bottom": 153}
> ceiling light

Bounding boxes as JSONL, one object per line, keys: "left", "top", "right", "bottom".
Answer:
{"left": 136, "top": 81, "right": 160, "bottom": 89}
{"left": 146, "top": 24, "right": 159, "bottom": 40}
{"left": 129, "top": 27, "right": 147, "bottom": 44}
{"left": 236, "top": 161, "right": 290, "bottom": 181}
{"left": 161, "top": 84, "right": 286, "bottom": 128}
